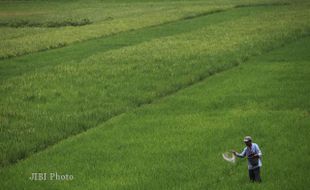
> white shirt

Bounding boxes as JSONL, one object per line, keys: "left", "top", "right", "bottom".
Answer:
{"left": 236, "top": 143, "right": 262, "bottom": 170}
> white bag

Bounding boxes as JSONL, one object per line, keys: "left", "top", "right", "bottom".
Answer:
{"left": 222, "top": 152, "right": 236, "bottom": 163}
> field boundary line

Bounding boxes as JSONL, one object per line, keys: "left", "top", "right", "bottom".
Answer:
{"left": 234, "top": 2, "right": 290, "bottom": 8}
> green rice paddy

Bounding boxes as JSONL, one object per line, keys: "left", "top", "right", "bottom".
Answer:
{"left": 0, "top": 0, "right": 309, "bottom": 189}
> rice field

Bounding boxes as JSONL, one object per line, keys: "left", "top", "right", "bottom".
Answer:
{"left": 0, "top": 0, "right": 306, "bottom": 59}
{"left": 0, "top": 0, "right": 309, "bottom": 189}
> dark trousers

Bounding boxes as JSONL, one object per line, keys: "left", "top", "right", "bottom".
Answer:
{"left": 248, "top": 167, "right": 261, "bottom": 182}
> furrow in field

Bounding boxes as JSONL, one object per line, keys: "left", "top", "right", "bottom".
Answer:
{"left": 0, "top": 5, "right": 309, "bottom": 168}
{"left": 1, "top": 35, "right": 309, "bottom": 190}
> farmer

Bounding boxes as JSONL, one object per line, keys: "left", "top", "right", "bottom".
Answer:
{"left": 232, "top": 136, "right": 262, "bottom": 182}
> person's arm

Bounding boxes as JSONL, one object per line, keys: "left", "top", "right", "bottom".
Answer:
{"left": 232, "top": 148, "right": 246, "bottom": 158}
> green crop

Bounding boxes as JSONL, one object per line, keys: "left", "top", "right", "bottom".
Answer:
{"left": 0, "top": 3, "right": 309, "bottom": 167}
{"left": 0, "top": 1, "right": 309, "bottom": 189}
{"left": 0, "top": 0, "right": 305, "bottom": 59}
{"left": 1, "top": 31, "right": 309, "bottom": 190}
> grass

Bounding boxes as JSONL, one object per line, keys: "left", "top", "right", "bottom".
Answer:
{"left": 0, "top": 33, "right": 309, "bottom": 190}
{"left": 1, "top": 4, "right": 309, "bottom": 167}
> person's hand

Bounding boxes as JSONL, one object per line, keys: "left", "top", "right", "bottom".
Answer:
{"left": 230, "top": 150, "right": 237, "bottom": 156}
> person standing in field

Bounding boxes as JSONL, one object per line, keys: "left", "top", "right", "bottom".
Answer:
{"left": 232, "top": 136, "right": 262, "bottom": 182}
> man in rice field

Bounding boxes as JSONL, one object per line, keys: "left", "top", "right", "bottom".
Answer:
{"left": 232, "top": 136, "right": 262, "bottom": 182}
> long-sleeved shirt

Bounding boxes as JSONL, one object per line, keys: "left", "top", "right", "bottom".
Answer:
{"left": 236, "top": 143, "right": 262, "bottom": 170}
